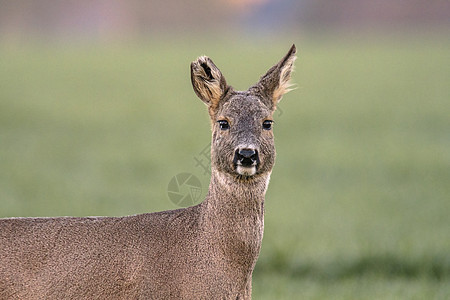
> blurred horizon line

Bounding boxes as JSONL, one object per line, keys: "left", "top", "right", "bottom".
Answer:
{"left": 0, "top": 0, "right": 448, "bottom": 44}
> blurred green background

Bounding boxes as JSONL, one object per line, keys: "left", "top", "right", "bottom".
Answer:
{"left": 1, "top": 1, "right": 449, "bottom": 299}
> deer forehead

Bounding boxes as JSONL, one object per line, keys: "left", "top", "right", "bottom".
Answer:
{"left": 218, "top": 93, "right": 272, "bottom": 122}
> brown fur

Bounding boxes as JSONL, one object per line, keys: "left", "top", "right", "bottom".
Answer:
{"left": 0, "top": 45, "right": 296, "bottom": 299}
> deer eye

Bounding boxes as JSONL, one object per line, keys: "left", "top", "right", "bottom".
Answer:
{"left": 262, "top": 120, "right": 273, "bottom": 130}
{"left": 217, "top": 120, "right": 230, "bottom": 130}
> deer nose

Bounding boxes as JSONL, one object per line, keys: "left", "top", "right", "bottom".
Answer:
{"left": 234, "top": 148, "right": 259, "bottom": 167}
{"left": 239, "top": 149, "right": 256, "bottom": 159}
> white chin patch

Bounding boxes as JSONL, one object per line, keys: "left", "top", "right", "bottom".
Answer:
{"left": 236, "top": 165, "right": 256, "bottom": 176}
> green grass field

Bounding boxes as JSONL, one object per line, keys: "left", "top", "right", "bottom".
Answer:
{"left": 1, "top": 35, "right": 449, "bottom": 299}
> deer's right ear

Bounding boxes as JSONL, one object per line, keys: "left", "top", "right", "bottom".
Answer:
{"left": 191, "top": 56, "right": 228, "bottom": 110}
{"left": 252, "top": 44, "right": 297, "bottom": 111}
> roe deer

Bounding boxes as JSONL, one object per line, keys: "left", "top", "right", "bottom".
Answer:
{"left": 0, "top": 44, "right": 297, "bottom": 299}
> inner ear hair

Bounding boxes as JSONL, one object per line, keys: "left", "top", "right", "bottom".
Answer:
{"left": 252, "top": 44, "right": 297, "bottom": 110}
{"left": 273, "top": 53, "right": 297, "bottom": 104}
{"left": 191, "top": 56, "right": 228, "bottom": 109}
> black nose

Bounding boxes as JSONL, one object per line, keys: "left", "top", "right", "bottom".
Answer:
{"left": 234, "top": 148, "right": 259, "bottom": 167}
{"left": 239, "top": 149, "right": 256, "bottom": 159}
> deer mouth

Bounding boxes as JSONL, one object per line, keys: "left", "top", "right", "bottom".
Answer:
{"left": 233, "top": 148, "right": 259, "bottom": 176}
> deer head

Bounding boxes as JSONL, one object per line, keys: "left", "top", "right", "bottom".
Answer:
{"left": 191, "top": 45, "right": 297, "bottom": 180}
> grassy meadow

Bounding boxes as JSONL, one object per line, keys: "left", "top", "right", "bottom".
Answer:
{"left": 1, "top": 35, "right": 449, "bottom": 298}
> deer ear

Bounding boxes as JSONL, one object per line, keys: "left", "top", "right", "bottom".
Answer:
{"left": 252, "top": 44, "right": 297, "bottom": 110}
{"left": 191, "top": 56, "right": 229, "bottom": 110}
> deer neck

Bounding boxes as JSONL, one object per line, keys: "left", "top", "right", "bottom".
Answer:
{"left": 203, "top": 168, "right": 269, "bottom": 218}
{"left": 199, "top": 167, "right": 269, "bottom": 269}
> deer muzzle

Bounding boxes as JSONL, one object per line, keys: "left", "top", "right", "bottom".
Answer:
{"left": 234, "top": 148, "right": 260, "bottom": 176}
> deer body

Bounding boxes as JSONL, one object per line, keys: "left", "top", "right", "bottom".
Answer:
{"left": 0, "top": 45, "right": 296, "bottom": 299}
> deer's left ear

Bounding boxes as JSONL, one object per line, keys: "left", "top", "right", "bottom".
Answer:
{"left": 251, "top": 44, "right": 297, "bottom": 111}
{"left": 191, "top": 56, "right": 229, "bottom": 112}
